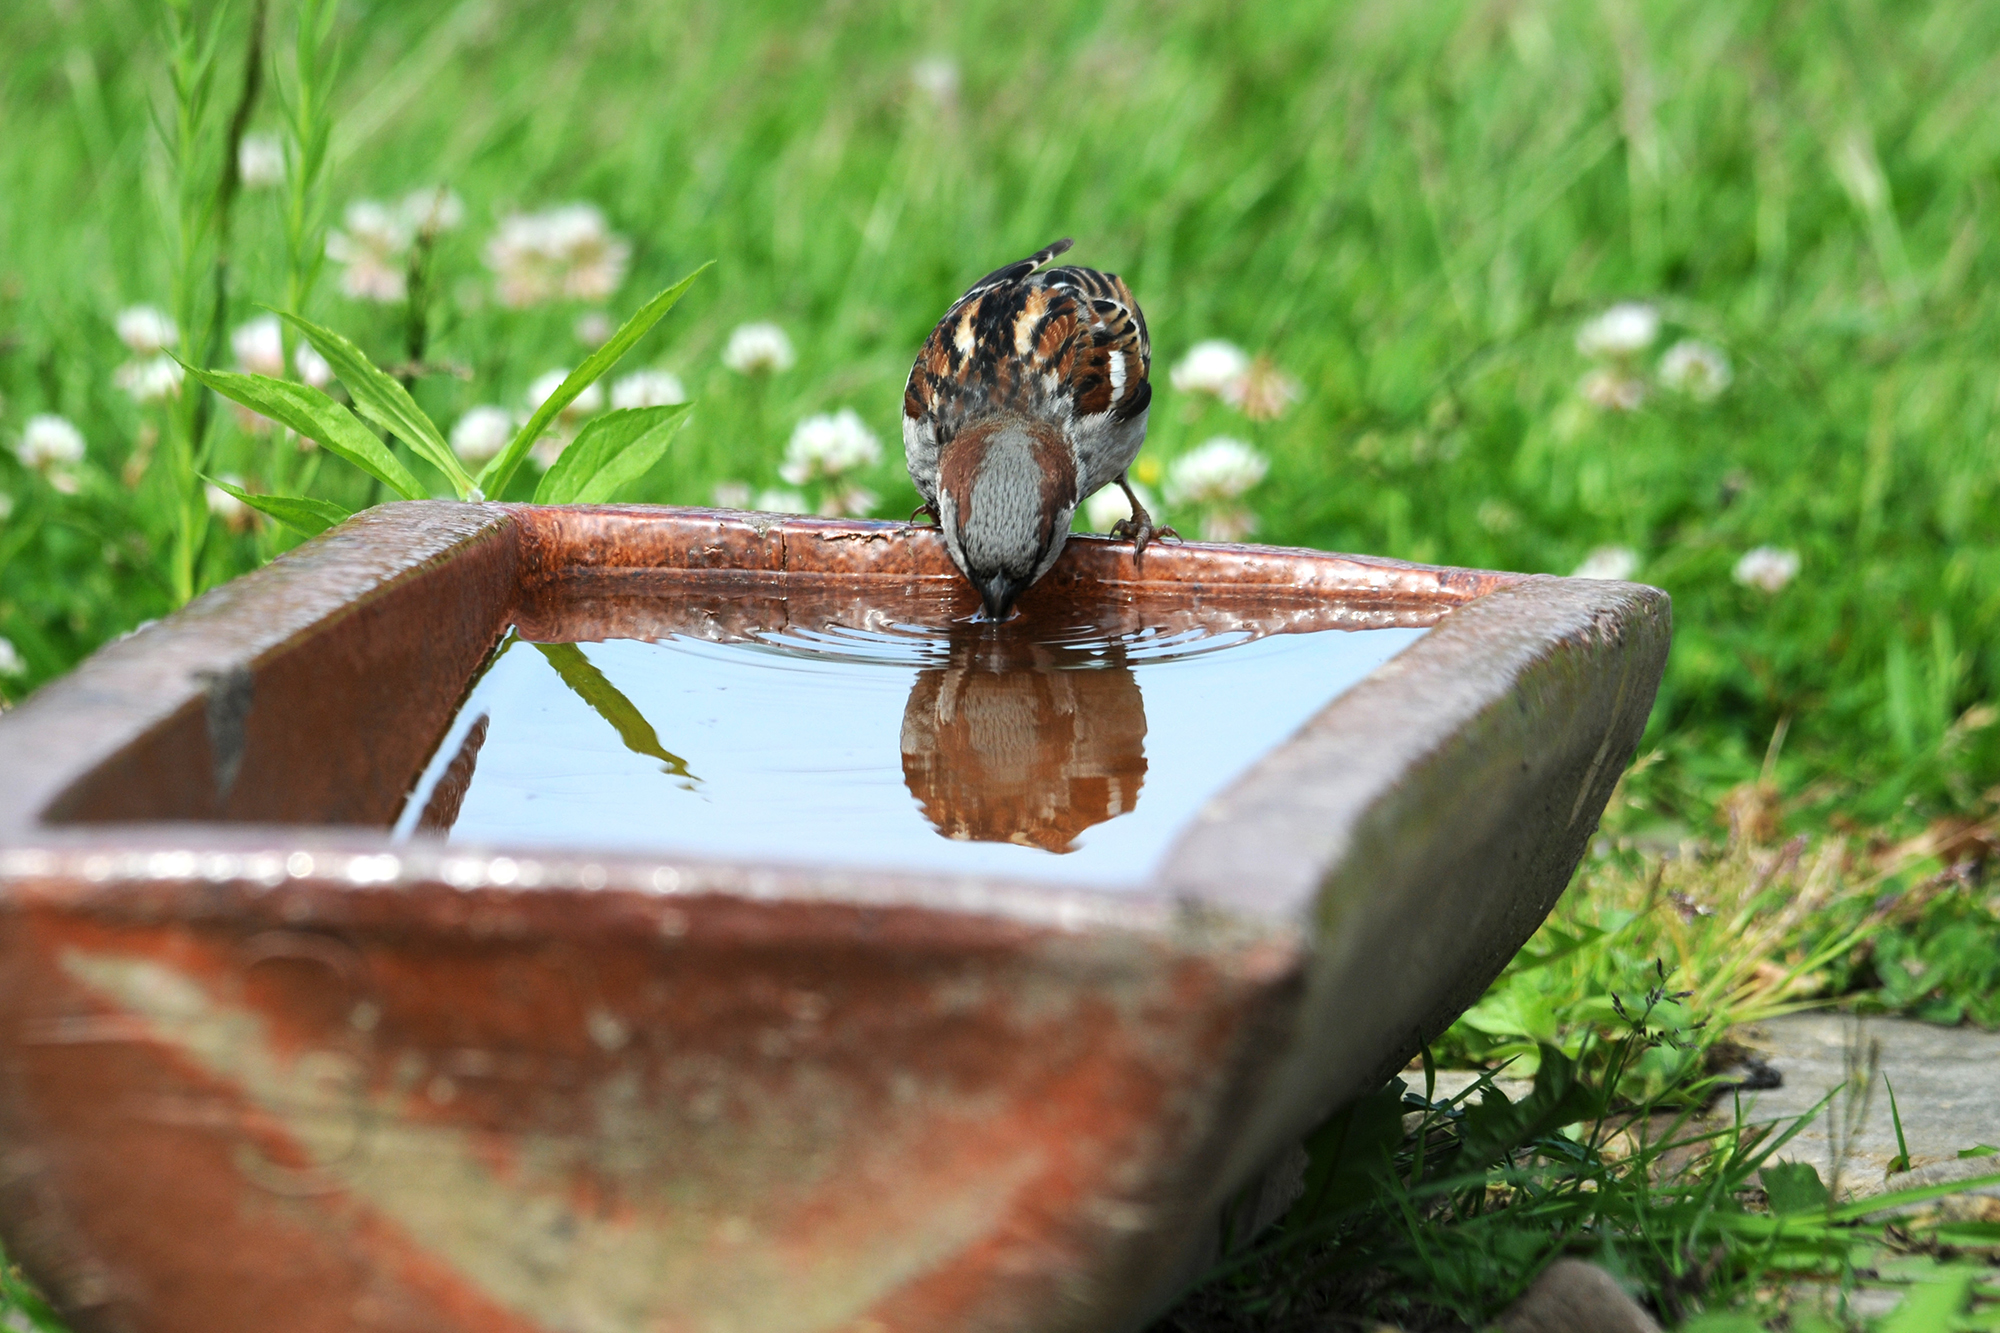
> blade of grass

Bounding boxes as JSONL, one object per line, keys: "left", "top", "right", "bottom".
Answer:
{"left": 201, "top": 475, "right": 351, "bottom": 536}
{"left": 530, "top": 641, "right": 698, "bottom": 782}
{"left": 532, "top": 404, "right": 689, "bottom": 505}
{"left": 180, "top": 363, "right": 426, "bottom": 499}
{"left": 275, "top": 310, "right": 475, "bottom": 497}
{"left": 1884, "top": 1074, "right": 1911, "bottom": 1173}
{"left": 479, "top": 262, "right": 711, "bottom": 497}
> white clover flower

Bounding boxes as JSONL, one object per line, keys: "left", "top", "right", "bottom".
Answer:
{"left": 1085, "top": 480, "right": 1156, "bottom": 533}
{"left": 526, "top": 369, "right": 604, "bottom": 422}
{"left": 710, "top": 481, "right": 752, "bottom": 509}
{"left": 753, "top": 488, "right": 808, "bottom": 514}
{"left": 722, "top": 322, "right": 796, "bottom": 374}
{"left": 1658, "top": 339, "right": 1732, "bottom": 402}
{"left": 1572, "top": 546, "right": 1639, "bottom": 581}
{"left": 819, "top": 485, "right": 879, "bottom": 519}
{"left": 115, "top": 305, "right": 178, "bottom": 356}
{"left": 0, "top": 637, "right": 23, "bottom": 677}
{"left": 1579, "top": 367, "right": 1647, "bottom": 412}
{"left": 295, "top": 342, "right": 333, "bottom": 388}
{"left": 1733, "top": 546, "right": 1800, "bottom": 593}
{"left": 18, "top": 415, "right": 85, "bottom": 471}
{"left": 204, "top": 475, "right": 257, "bottom": 533}
{"left": 780, "top": 409, "right": 881, "bottom": 486}
{"left": 574, "top": 311, "right": 613, "bottom": 347}
{"left": 1199, "top": 506, "right": 1259, "bottom": 542}
{"left": 911, "top": 56, "right": 960, "bottom": 102}
{"left": 1221, "top": 357, "right": 1302, "bottom": 420}
{"left": 113, "top": 355, "right": 185, "bottom": 404}
{"left": 484, "top": 204, "right": 631, "bottom": 308}
{"left": 450, "top": 406, "right": 514, "bottom": 462}
{"left": 1575, "top": 302, "right": 1660, "bottom": 358}
{"left": 1164, "top": 437, "right": 1269, "bottom": 506}
{"left": 232, "top": 315, "right": 286, "bottom": 377}
{"left": 401, "top": 186, "right": 464, "bottom": 237}
{"left": 238, "top": 133, "right": 285, "bottom": 189}
{"left": 610, "top": 369, "right": 686, "bottom": 409}
{"left": 326, "top": 200, "right": 412, "bottom": 303}
{"left": 1170, "top": 340, "right": 1251, "bottom": 396}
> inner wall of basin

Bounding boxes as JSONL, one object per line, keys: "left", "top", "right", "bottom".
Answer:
{"left": 397, "top": 592, "right": 1425, "bottom": 888}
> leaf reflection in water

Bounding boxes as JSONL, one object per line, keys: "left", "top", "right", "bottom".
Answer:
{"left": 530, "top": 641, "right": 700, "bottom": 786}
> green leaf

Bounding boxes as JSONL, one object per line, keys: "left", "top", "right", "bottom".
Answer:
{"left": 201, "top": 475, "right": 351, "bottom": 536}
{"left": 181, "top": 363, "right": 426, "bottom": 499}
{"left": 1453, "top": 1043, "right": 1604, "bottom": 1167}
{"left": 1958, "top": 1144, "right": 1998, "bottom": 1158}
{"left": 1759, "top": 1161, "right": 1830, "bottom": 1214}
{"left": 480, "top": 261, "right": 712, "bottom": 496}
{"left": 533, "top": 404, "right": 690, "bottom": 505}
{"left": 1881, "top": 1269, "right": 1975, "bottom": 1333}
{"left": 530, "top": 642, "right": 698, "bottom": 782}
{"left": 1282, "top": 1078, "right": 1406, "bottom": 1233}
{"left": 1828, "top": 1168, "right": 2000, "bottom": 1220}
{"left": 276, "top": 311, "right": 476, "bottom": 498}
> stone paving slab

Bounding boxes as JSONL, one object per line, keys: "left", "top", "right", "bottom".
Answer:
{"left": 1422, "top": 1012, "right": 2000, "bottom": 1188}
{"left": 1725, "top": 1012, "right": 2000, "bottom": 1184}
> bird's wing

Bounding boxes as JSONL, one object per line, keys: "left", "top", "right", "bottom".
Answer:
{"left": 903, "top": 240, "right": 1151, "bottom": 490}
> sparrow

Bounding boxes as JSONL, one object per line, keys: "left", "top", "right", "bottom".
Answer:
{"left": 903, "top": 238, "right": 1168, "bottom": 620}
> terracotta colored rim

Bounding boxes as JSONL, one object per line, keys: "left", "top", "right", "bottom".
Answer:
{"left": 0, "top": 503, "right": 1670, "bottom": 1333}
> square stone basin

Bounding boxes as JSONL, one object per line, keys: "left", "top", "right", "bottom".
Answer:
{"left": 0, "top": 502, "right": 1668, "bottom": 1333}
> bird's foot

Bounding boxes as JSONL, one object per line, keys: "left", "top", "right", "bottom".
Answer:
{"left": 1109, "top": 514, "right": 1180, "bottom": 560}
{"left": 909, "top": 501, "right": 940, "bottom": 525}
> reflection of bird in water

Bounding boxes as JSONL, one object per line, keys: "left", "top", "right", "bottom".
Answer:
{"left": 900, "top": 624, "right": 1147, "bottom": 853}
{"left": 902, "top": 239, "right": 1169, "bottom": 621}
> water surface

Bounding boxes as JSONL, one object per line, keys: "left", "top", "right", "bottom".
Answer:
{"left": 396, "top": 610, "right": 1424, "bottom": 887}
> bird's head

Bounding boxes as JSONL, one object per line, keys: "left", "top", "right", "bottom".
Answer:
{"left": 935, "top": 414, "right": 1077, "bottom": 620}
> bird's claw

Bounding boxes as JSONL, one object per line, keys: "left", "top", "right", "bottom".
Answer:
{"left": 909, "top": 502, "right": 940, "bottom": 526}
{"left": 1109, "top": 517, "right": 1180, "bottom": 559}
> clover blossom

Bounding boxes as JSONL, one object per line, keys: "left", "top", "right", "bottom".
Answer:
{"left": 1572, "top": 546, "right": 1639, "bottom": 581}
{"left": 450, "top": 407, "right": 514, "bottom": 463}
{"left": 780, "top": 409, "right": 880, "bottom": 486}
{"left": 238, "top": 133, "right": 285, "bottom": 189}
{"left": 611, "top": 370, "right": 688, "bottom": 409}
{"left": 485, "top": 204, "right": 631, "bottom": 308}
{"left": 1170, "top": 340, "right": 1251, "bottom": 396}
{"left": 1575, "top": 303, "right": 1660, "bottom": 358}
{"left": 115, "top": 306, "right": 177, "bottom": 356}
{"left": 723, "top": 323, "right": 796, "bottom": 375}
{"left": 1733, "top": 546, "right": 1800, "bottom": 593}
{"left": 1659, "top": 339, "right": 1732, "bottom": 402}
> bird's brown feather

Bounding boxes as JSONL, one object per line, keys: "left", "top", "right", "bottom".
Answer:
{"left": 902, "top": 243, "right": 1151, "bottom": 449}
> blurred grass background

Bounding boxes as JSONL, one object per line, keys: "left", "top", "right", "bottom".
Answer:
{"left": 2, "top": 1, "right": 2000, "bottom": 1323}
{"left": 5, "top": 0, "right": 1999, "bottom": 834}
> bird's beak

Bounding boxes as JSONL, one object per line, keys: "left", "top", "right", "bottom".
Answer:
{"left": 977, "top": 573, "right": 1029, "bottom": 622}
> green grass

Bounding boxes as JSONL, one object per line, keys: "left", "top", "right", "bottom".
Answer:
{"left": 2, "top": 0, "right": 1999, "bottom": 1326}
{"left": 4, "top": 0, "right": 1999, "bottom": 828}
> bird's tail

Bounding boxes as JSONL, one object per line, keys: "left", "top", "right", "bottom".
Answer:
{"left": 1023, "top": 238, "right": 1074, "bottom": 269}
{"left": 963, "top": 239, "right": 1076, "bottom": 297}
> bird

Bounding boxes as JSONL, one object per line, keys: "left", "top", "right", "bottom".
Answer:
{"left": 902, "top": 238, "right": 1168, "bottom": 620}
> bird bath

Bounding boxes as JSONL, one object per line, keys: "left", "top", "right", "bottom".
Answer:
{"left": 0, "top": 502, "right": 1667, "bottom": 1333}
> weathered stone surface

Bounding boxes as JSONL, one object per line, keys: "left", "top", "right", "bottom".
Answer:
{"left": 1729, "top": 1012, "right": 2000, "bottom": 1184}
{"left": 1497, "top": 1259, "right": 1661, "bottom": 1333}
